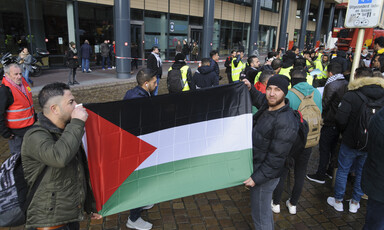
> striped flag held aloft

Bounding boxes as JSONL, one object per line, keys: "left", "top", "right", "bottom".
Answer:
{"left": 83, "top": 83, "right": 253, "bottom": 216}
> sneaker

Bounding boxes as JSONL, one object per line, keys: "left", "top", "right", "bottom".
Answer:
{"left": 306, "top": 173, "right": 325, "bottom": 184}
{"left": 87, "top": 69, "right": 92, "bottom": 72}
{"left": 271, "top": 200, "right": 280, "bottom": 213}
{"left": 108, "top": 67, "right": 112, "bottom": 70}
{"left": 327, "top": 197, "right": 343, "bottom": 212}
{"left": 142, "top": 204, "right": 154, "bottom": 210}
{"left": 361, "top": 194, "right": 368, "bottom": 200}
{"left": 73, "top": 80, "right": 80, "bottom": 85}
{"left": 286, "top": 199, "right": 296, "bottom": 215}
{"left": 326, "top": 168, "right": 333, "bottom": 179}
{"left": 126, "top": 217, "right": 152, "bottom": 230}
{"left": 349, "top": 200, "right": 360, "bottom": 213}
{"left": 68, "top": 81, "right": 74, "bottom": 86}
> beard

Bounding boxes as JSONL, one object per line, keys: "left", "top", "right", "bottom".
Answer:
{"left": 267, "top": 95, "right": 285, "bottom": 108}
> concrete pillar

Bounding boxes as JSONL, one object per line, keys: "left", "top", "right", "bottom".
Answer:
{"left": 73, "top": 0, "right": 80, "bottom": 50}
{"left": 202, "top": 0, "right": 214, "bottom": 58}
{"left": 25, "top": 0, "right": 33, "bottom": 54}
{"left": 114, "top": 0, "right": 131, "bottom": 79}
{"left": 66, "top": 1, "right": 76, "bottom": 45}
{"left": 160, "top": 14, "right": 167, "bottom": 60}
{"left": 314, "top": 0, "right": 325, "bottom": 45}
{"left": 248, "top": 0, "right": 261, "bottom": 55}
{"left": 278, "top": 0, "right": 290, "bottom": 51}
{"left": 298, "top": 0, "right": 310, "bottom": 51}
{"left": 337, "top": 9, "right": 344, "bottom": 27}
{"left": 327, "top": 4, "right": 336, "bottom": 43}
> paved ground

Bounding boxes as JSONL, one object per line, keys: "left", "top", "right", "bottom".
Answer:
{"left": 0, "top": 64, "right": 367, "bottom": 230}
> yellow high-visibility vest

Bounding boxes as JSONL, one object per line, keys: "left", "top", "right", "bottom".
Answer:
{"left": 231, "top": 58, "right": 246, "bottom": 82}
{"left": 168, "top": 65, "right": 190, "bottom": 91}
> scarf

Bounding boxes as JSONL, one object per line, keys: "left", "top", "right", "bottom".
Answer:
{"left": 4, "top": 75, "right": 27, "bottom": 96}
{"left": 325, "top": 73, "right": 344, "bottom": 87}
{"left": 152, "top": 52, "right": 162, "bottom": 67}
{"left": 70, "top": 45, "right": 77, "bottom": 54}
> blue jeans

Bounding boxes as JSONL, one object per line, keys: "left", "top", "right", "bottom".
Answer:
{"left": 23, "top": 69, "right": 33, "bottom": 85}
{"left": 334, "top": 144, "right": 367, "bottom": 202}
{"left": 363, "top": 198, "right": 384, "bottom": 230}
{"left": 153, "top": 75, "right": 160, "bottom": 96}
{"left": 251, "top": 178, "right": 279, "bottom": 230}
{"left": 82, "top": 58, "right": 90, "bottom": 72}
{"left": 102, "top": 56, "right": 110, "bottom": 69}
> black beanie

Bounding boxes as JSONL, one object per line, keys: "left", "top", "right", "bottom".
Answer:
{"left": 175, "top": 53, "right": 185, "bottom": 62}
{"left": 267, "top": 75, "right": 289, "bottom": 95}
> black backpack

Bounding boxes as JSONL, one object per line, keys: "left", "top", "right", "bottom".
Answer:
{"left": 0, "top": 152, "right": 47, "bottom": 227}
{"left": 354, "top": 91, "right": 384, "bottom": 151}
{"left": 167, "top": 68, "right": 184, "bottom": 93}
{"left": 285, "top": 110, "right": 309, "bottom": 168}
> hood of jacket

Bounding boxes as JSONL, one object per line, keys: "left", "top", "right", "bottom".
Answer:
{"left": 197, "top": 65, "right": 214, "bottom": 74}
{"left": 348, "top": 77, "right": 384, "bottom": 99}
{"left": 291, "top": 82, "right": 315, "bottom": 96}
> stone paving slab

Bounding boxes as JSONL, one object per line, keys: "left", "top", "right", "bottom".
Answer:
{"left": 0, "top": 67, "right": 367, "bottom": 230}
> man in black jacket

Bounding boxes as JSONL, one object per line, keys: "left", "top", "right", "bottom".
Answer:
{"left": 327, "top": 67, "right": 384, "bottom": 214}
{"left": 192, "top": 58, "right": 219, "bottom": 89}
{"left": 147, "top": 46, "right": 162, "bottom": 96}
{"left": 362, "top": 107, "right": 384, "bottom": 229}
{"left": 307, "top": 62, "right": 348, "bottom": 184}
{"left": 243, "top": 75, "right": 299, "bottom": 229}
{"left": 244, "top": 56, "right": 260, "bottom": 85}
{"left": 123, "top": 68, "right": 157, "bottom": 230}
{"left": 209, "top": 50, "right": 220, "bottom": 81}
{"left": 224, "top": 50, "right": 236, "bottom": 83}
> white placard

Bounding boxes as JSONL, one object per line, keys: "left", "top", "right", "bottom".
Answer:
{"left": 345, "top": 0, "right": 384, "bottom": 28}
{"left": 58, "top": 37, "right": 63, "bottom": 45}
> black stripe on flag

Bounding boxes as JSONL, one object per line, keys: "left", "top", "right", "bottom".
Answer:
{"left": 84, "top": 83, "right": 251, "bottom": 136}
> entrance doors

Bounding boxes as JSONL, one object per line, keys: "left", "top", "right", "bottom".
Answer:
{"left": 131, "top": 21, "right": 144, "bottom": 66}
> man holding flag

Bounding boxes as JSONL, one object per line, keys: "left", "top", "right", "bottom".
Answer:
{"left": 243, "top": 75, "right": 299, "bottom": 229}
{"left": 123, "top": 68, "right": 157, "bottom": 230}
{"left": 21, "top": 82, "right": 101, "bottom": 229}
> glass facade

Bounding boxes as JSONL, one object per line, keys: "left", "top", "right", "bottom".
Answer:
{"left": 0, "top": 0, "right": 289, "bottom": 65}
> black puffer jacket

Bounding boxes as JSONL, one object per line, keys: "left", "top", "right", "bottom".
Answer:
{"left": 335, "top": 77, "right": 384, "bottom": 149}
{"left": 362, "top": 107, "right": 384, "bottom": 203}
{"left": 249, "top": 87, "right": 299, "bottom": 185}
{"left": 322, "top": 78, "right": 348, "bottom": 126}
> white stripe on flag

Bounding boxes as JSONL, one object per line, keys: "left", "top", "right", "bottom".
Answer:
{"left": 136, "top": 113, "right": 252, "bottom": 171}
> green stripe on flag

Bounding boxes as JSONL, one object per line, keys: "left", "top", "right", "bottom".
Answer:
{"left": 98, "top": 148, "right": 253, "bottom": 216}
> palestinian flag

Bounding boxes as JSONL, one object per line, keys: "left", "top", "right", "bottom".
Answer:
{"left": 83, "top": 83, "right": 253, "bottom": 216}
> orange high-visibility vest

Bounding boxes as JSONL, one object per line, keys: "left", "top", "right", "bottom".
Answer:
{"left": 2, "top": 78, "right": 35, "bottom": 129}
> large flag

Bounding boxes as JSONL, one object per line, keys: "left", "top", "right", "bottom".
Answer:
{"left": 83, "top": 83, "right": 253, "bottom": 216}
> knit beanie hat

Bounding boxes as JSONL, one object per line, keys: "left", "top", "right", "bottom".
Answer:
{"left": 175, "top": 53, "right": 185, "bottom": 62}
{"left": 267, "top": 75, "right": 289, "bottom": 95}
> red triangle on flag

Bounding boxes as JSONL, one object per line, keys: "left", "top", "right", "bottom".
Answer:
{"left": 84, "top": 109, "right": 157, "bottom": 211}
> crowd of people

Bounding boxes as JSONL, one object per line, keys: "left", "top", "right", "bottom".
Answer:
{"left": 1, "top": 36, "right": 384, "bottom": 230}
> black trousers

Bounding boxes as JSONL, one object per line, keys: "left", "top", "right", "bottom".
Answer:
{"left": 273, "top": 147, "right": 312, "bottom": 206}
{"left": 317, "top": 126, "right": 339, "bottom": 176}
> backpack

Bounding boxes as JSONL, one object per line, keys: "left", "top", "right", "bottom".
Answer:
{"left": 0, "top": 152, "right": 47, "bottom": 227}
{"left": 354, "top": 91, "right": 384, "bottom": 151}
{"left": 285, "top": 110, "right": 309, "bottom": 168}
{"left": 290, "top": 88, "right": 322, "bottom": 148}
{"left": 167, "top": 68, "right": 184, "bottom": 93}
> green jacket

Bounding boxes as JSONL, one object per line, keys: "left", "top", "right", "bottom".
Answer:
{"left": 21, "top": 113, "right": 95, "bottom": 228}
{"left": 286, "top": 82, "right": 323, "bottom": 112}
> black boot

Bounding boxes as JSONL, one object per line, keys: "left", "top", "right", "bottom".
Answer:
{"left": 73, "top": 79, "right": 80, "bottom": 84}
{"left": 68, "top": 81, "right": 74, "bottom": 85}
